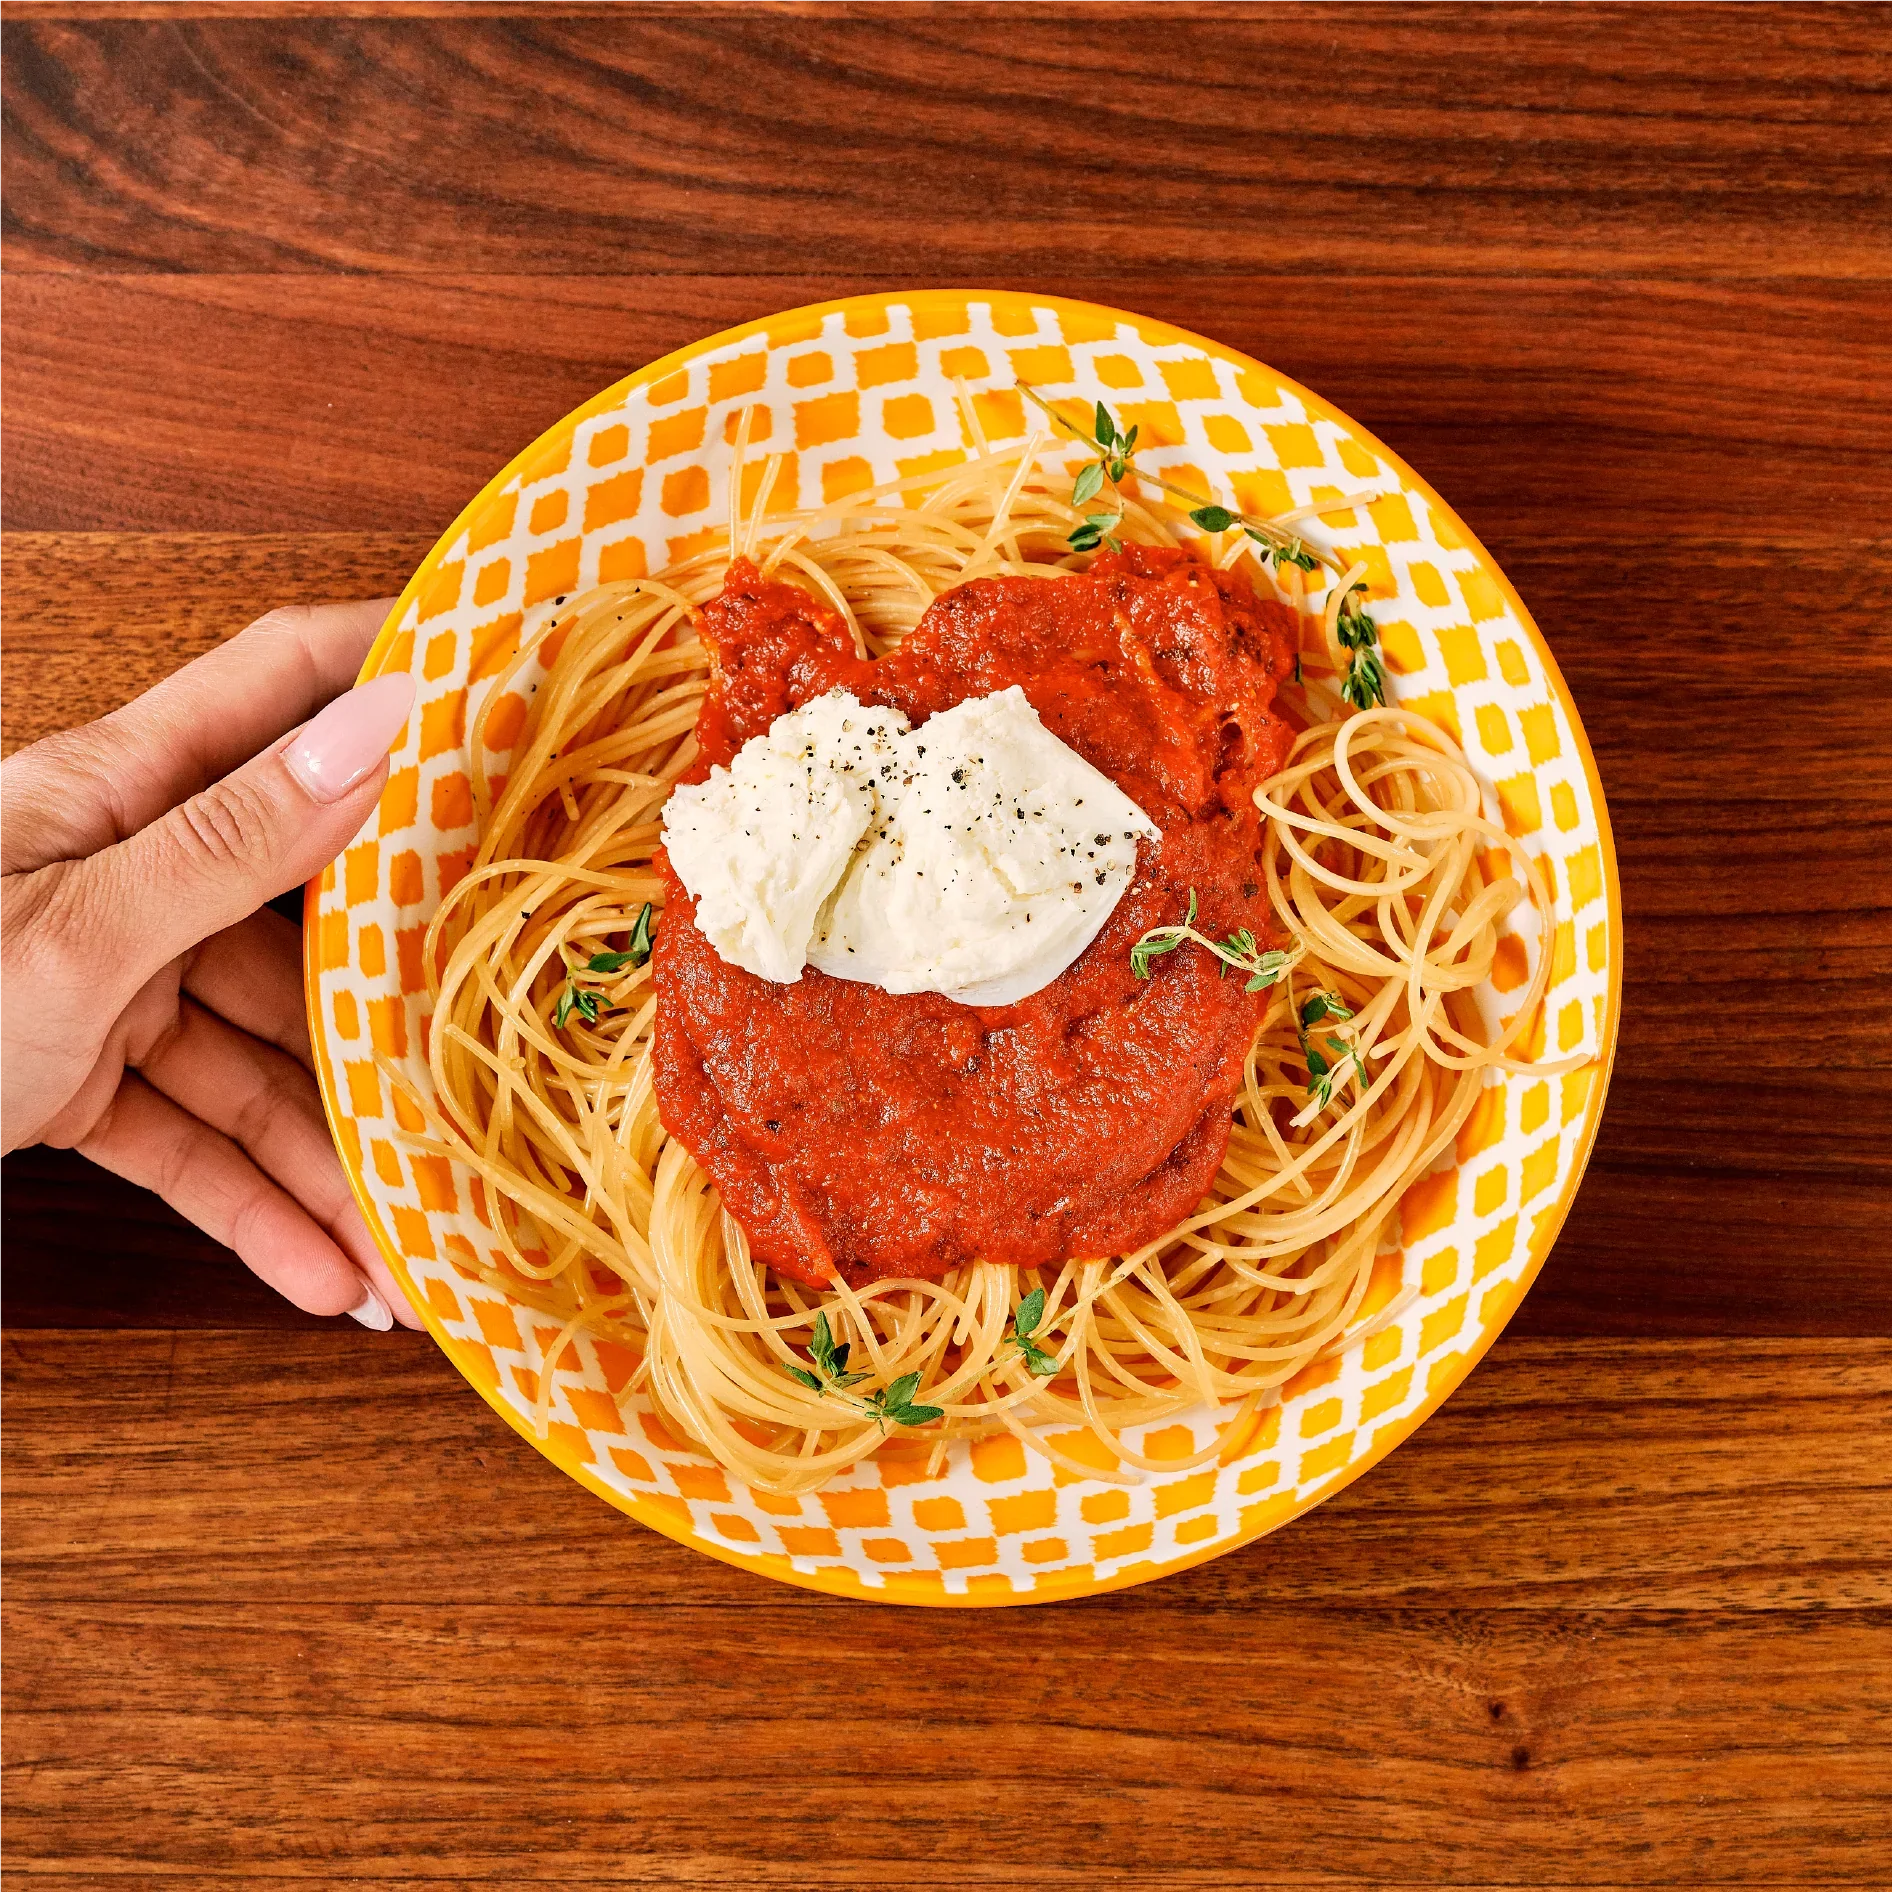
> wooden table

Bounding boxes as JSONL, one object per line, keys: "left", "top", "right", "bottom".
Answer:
{"left": 5, "top": 5, "right": 1889, "bottom": 1884}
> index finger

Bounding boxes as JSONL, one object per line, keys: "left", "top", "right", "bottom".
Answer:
{"left": 1, "top": 597, "right": 395, "bottom": 873}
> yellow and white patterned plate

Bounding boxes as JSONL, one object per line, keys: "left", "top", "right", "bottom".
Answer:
{"left": 305, "top": 291, "right": 1621, "bottom": 1606}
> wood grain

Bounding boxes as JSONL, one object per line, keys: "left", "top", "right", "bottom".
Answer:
{"left": 5, "top": 8, "right": 1890, "bottom": 279}
{"left": 6, "top": 273, "right": 1889, "bottom": 535}
{"left": 0, "top": 531, "right": 430, "bottom": 753}
{"left": 4, "top": 1332, "right": 1889, "bottom": 1883}
{"left": 3, "top": 6, "right": 1890, "bottom": 1885}
{"left": 6, "top": 1599, "right": 1887, "bottom": 1886}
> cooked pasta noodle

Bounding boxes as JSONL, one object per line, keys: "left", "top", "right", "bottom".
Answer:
{"left": 390, "top": 417, "right": 1582, "bottom": 1494}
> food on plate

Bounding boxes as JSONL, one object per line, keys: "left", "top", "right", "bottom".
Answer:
{"left": 396, "top": 393, "right": 1584, "bottom": 1494}
{"left": 657, "top": 544, "right": 1284, "bottom": 1287}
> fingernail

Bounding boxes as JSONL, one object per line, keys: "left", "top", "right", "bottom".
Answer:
{"left": 284, "top": 673, "right": 416, "bottom": 803}
{"left": 345, "top": 1280, "right": 395, "bottom": 1332}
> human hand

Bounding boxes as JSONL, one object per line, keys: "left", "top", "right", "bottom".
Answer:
{"left": 1, "top": 601, "right": 425, "bottom": 1330}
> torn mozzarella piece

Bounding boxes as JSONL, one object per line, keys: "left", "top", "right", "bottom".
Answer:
{"left": 812, "top": 686, "right": 1158, "bottom": 1006}
{"left": 661, "top": 690, "right": 908, "bottom": 984}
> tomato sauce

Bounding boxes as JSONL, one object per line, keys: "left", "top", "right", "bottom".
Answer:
{"left": 653, "top": 545, "right": 1299, "bottom": 1286}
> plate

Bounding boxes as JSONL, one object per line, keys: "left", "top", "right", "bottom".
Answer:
{"left": 304, "top": 291, "right": 1621, "bottom": 1605}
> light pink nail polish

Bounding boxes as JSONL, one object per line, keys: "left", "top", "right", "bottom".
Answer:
{"left": 346, "top": 1281, "right": 395, "bottom": 1332}
{"left": 284, "top": 673, "right": 416, "bottom": 803}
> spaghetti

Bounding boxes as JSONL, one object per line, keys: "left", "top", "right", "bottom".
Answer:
{"left": 396, "top": 412, "right": 1582, "bottom": 1494}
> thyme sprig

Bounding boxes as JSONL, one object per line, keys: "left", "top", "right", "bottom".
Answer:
{"left": 1018, "top": 383, "right": 1342, "bottom": 577}
{"left": 1005, "top": 1286, "right": 1059, "bottom": 1379}
{"left": 553, "top": 901, "right": 655, "bottom": 1029}
{"left": 1336, "top": 587, "right": 1386, "bottom": 712}
{"left": 782, "top": 1312, "right": 944, "bottom": 1431}
{"left": 1066, "top": 400, "right": 1137, "bottom": 552}
{"left": 1130, "top": 889, "right": 1293, "bottom": 993}
{"left": 1296, "top": 989, "right": 1369, "bottom": 1112}
{"left": 1017, "top": 383, "right": 1389, "bottom": 710}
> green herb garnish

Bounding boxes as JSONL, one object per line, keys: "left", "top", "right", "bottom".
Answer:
{"left": 1068, "top": 511, "right": 1124, "bottom": 555}
{"left": 1091, "top": 399, "right": 1139, "bottom": 480}
{"left": 857, "top": 1373, "right": 945, "bottom": 1433}
{"left": 553, "top": 985, "right": 599, "bottom": 1030}
{"left": 782, "top": 1310, "right": 870, "bottom": 1395}
{"left": 1017, "top": 384, "right": 1347, "bottom": 576}
{"left": 1300, "top": 991, "right": 1355, "bottom": 1029}
{"left": 1304, "top": 1037, "right": 1369, "bottom": 1110}
{"left": 623, "top": 901, "right": 659, "bottom": 968}
{"left": 1005, "top": 1286, "right": 1059, "bottom": 1378}
{"left": 1335, "top": 585, "right": 1387, "bottom": 710}
{"left": 552, "top": 902, "right": 657, "bottom": 1031}
{"left": 1296, "top": 994, "right": 1369, "bottom": 1112}
{"left": 1336, "top": 590, "right": 1376, "bottom": 648}
{"left": 782, "top": 1312, "right": 943, "bottom": 1430}
{"left": 1257, "top": 533, "right": 1320, "bottom": 573}
{"left": 1062, "top": 402, "right": 1138, "bottom": 552}
{"left": 1131, "top": 888, "right": 1292, "bottom": 993}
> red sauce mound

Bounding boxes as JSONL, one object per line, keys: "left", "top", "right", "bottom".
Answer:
{"left": 653, "top": 544, "right": 1299, "bottom": 1286}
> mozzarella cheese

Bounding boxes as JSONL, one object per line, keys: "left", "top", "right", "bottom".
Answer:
{"left": 662, "top": 685, "right": 1157, "bottom": 1006}
{"left": 661, "top": 691, "right": 906, "bottom": 984}
{"left": 809, "top": 687, "right": 1156, "bottom": 1005}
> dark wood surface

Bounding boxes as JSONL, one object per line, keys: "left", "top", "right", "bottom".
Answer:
{"left": 4, "top": 6, "right": 1889, "bottom": 1885}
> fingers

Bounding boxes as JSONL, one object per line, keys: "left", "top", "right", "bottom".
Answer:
{"left": 134, "top": 995, "right": 425, "bottom": 1330}
{"left": 2, "top": 597, "right": 394, "bottom": 873}
{"left": 139, "top": 992, "right": 361, "bottom": 1235}
{"left": 341, "top": 1201, "right": 427, "bottom": 1333}
{"left": 183, "top": 907, "right": 315, "bottom": 1071}
{"left": 78, "top": 1071, "right": 395, "bottom": 1325}
{"left": 57, "top": 671, "right": 414, "bottom": 1007}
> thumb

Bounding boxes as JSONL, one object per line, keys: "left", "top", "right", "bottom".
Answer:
{"left": 80, "top": 672, "right": 416, "bottom": 994}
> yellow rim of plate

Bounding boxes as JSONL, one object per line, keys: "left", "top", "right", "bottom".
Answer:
{"left": 303, "top": 289, "right": 1622, "bottom": 1606}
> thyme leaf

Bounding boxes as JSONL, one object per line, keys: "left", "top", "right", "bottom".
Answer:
{"left": 805, "top": 1310, "right": 869, "bottom": 1391}
{"left": 553, "top": 984, "right": 600, "bottom": 1030}
{"left": 1130, "top": 888, "right": 1197, "bottom": 979}
{"left": 1069, "top": 509, "right": 1124, "bottom": 554}
{"left": 1005, "top": 1285, "right": 1059, "bottom": 1378}
{"left": 1248, "top": 526, "right": 1319, "bottom": 572}
{"left": 1296, "top": 999, "right": 1369, "bottom": 1111}
{"left": 858, "top": 1372, "right": 945, "bottom": 1431}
